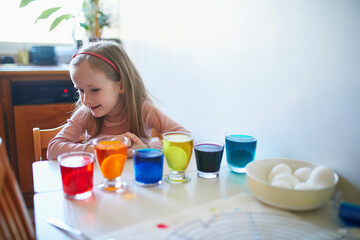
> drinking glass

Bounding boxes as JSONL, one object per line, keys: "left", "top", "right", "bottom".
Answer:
{"left": 163, "top": 131, "right": 193, "bottom": 183}
{"left": 194, "top": 140, "right": 224, "bottom": 179}
{"left": 92, "top": 136, "right": 129, "bottom": 192}
{"left": 58, "top": 152, "right": 94, "bottom": 200}
{"left": 225, "top": 133, "right": 257, "bottom": 173}
{"left": 333, "top": 192, "right": 360, "bottom": 228}
{"left": 132, "top": 145, "right": 164, "bottom": 187}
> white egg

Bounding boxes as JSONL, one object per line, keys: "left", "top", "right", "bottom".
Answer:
{"left": 294, "top": 182, "right": 313, "bottom": 190}
{"left": 268, "top": 163, "right": 292, "bottom": 182}
{"left": 293, "top": 167, "right": 312, "bottom": 182}
{"left": 272, "top": 173, "right": 299, "bottom": 188}
{"left": 307, "top": 166, "right": 335, "bottom": 189}
{"left": 271, "top": 180, "right": 292, "bottom": 189}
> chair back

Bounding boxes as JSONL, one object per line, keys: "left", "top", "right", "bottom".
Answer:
{"left": 0, "top": 137, "right": 35, "bottom": 240}
{"left": 33, "top": 124, "right": 65, "bottom": 161}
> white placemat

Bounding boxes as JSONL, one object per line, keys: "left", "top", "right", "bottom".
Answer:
{"left": 94, "top": 193, "right": 341, "bottom": 240}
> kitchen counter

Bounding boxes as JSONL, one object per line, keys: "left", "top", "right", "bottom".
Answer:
{"left": 0, "top": 64, "right": 69, "bottom": 76}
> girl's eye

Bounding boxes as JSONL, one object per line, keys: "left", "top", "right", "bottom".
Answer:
{"left": 92, "top": 89, "right": 100, "bottom": 92}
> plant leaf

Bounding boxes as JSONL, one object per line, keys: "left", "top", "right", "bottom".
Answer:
{"left": 49, "top": 14, "right": 74, "bottom": 31}
{"left": 35, "top": 7, "right": 61, "bottom": 23}
{"left": 80, "top": 23, "right": 90, "bottom": 31}
{"left": 19, "top": 0, "right": 36, "bottom": 8}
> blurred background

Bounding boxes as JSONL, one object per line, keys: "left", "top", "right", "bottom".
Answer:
{"left": 120, "top": 0, "right": 360, "bottom": 191}
{"left": 1, "top": 0, "right": 359, "bottom": 191}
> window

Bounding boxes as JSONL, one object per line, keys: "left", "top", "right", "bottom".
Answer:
{"left": 0, "top": 0, "right": 84, "bottom": 44}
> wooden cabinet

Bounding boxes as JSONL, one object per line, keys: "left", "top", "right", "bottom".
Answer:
{"left": 14, "top": 103, "right": 73, "bottom": 198}
{"left": 0, "top": 65, "right": 75, "bottom": 207}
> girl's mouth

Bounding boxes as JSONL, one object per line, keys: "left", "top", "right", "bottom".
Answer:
{"left": 90, "top": 105, "right": 100, "bottom": 111}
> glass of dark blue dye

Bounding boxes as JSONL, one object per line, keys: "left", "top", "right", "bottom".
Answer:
{"left": 333, "top": 192, "right": 360, "bottom": 228}
{"left": 132, "top": 145, "right": 163, "bottom": 187}
{"left": 194, "top": 140, "right": 224, "bottom": 179}
{"left": 225, "top": 133, "right": 257, "bottom": 174}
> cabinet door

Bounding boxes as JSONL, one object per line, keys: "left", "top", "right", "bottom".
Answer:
{"left": 13, "top": 103, "right": 74, "bottom": 201}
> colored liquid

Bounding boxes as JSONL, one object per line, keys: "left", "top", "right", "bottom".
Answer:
{"left": 60, "top": 156, "right": 94, "bottom": 196}
{"left": 163, "top": 134, "right": 193, "bottom": 171}
{"left": 339, "top": 202, "right": 360, "bottom": 227}
{"left": 195, "top": 144, "right": 224, "bottom": 173}
{"left": 94, "top": 140, "right": 127, "bottom": 180}
{"left": 225, "top": 135, "right": 257, "bottom": 172}
{"left": 133, "top": 148, "right": 163, "bottom": 185}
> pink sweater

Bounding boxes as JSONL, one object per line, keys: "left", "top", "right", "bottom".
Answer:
{"left": 47, "top": 101, "right": 187, "bottom": 160}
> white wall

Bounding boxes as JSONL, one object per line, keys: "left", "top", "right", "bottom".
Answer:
{"left": 119, "top": 0, "right": 360, "bottom": 189}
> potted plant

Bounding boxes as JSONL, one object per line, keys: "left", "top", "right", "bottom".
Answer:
{"left": 81, "top": 0, "right": 110, "bottom": 39}
{"left": 20, "top": 0, "right": 111, "bottom": 39}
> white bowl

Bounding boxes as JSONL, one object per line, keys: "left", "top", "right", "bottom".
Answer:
{"left": 246, "top": 158, "right": 338, "bottom": 211}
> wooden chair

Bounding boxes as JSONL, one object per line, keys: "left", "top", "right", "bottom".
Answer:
{"left": 33, "top": 124, "right": 89, "bottom": 161}
{"left": 0, "top": 103, "right": 6, "bottom": 143}
{"left": 0, "top": 137, "right": 35, "bottom": 240}
{"left": 33, "top": 124, "right": 65, "bottom": 161}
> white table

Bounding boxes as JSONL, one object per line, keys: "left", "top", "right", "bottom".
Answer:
{"left": 32, "top": 156, "right": 344, "bottom": 239}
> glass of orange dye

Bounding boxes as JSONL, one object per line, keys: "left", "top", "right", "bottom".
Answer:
{"left": 92, "top": 136, "right": 130, "bottom": 192}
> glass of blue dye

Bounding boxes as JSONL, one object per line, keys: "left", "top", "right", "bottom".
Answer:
{"left": 225, "top": 133, "right": 257, "bottom": 174}
{"left": 132, "top": 145, "right": 164, "bottom": 187}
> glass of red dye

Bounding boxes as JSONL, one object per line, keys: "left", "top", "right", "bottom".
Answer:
{"left": 58, "top": 152, "right": 94, "bottom": 200}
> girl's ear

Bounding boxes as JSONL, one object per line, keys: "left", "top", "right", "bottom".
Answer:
{"left": 118, "top": 80, "right": 125, "bottom": 94}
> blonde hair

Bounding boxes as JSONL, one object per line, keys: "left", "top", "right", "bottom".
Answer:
{"left": 70, "top": 40, "right": 151, "bottom": 140}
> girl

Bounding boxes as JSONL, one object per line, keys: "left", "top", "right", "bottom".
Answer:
{"left": 47, "top": 40, "right": 188, "bottom": 159}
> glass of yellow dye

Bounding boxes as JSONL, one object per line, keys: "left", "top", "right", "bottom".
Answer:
{"left": 163, "top": 131, "right": 193, "bottom": 183}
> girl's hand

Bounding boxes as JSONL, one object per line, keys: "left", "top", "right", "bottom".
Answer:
{"left": 119, "top": 132, "right": 145, "bottom": 157}
{"left": 148, "top": 140, "right": 163, "bottom": 149}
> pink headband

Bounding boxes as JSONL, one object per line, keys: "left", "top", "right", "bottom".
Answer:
{"left": 72, "top": 52, "right": 120, "bottom": 74}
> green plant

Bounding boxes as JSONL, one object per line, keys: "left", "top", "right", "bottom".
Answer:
{"left": 81, "top": 0, "right": 110, "bottom": 38}
{"left": 20, "top": 0, "right": 110, "bottom": 38}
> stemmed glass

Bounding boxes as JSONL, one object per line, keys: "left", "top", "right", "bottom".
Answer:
{"left": 92, "top": 136, "right": 129, "bottom": 192}
{"left": 163, "top": 131, "right": 193, "bottom": 183}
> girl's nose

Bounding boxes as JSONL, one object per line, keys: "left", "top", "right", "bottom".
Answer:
{"left": 82, "top": 93, "right": 91, "bottom": 105}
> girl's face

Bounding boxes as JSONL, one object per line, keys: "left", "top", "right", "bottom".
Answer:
{"left": 70, "top": 61, "right": 123, "bottom": 120}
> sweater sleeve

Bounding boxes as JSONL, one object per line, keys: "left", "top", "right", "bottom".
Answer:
{"left": 142, "top": 101, "right": 189, "bottom": 136}
{"left": 46, "top": 108, "right": 91, "bottom": 160}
